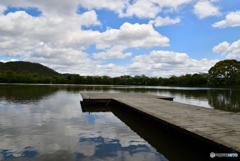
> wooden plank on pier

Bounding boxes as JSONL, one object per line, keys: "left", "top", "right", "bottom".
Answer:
{"left": 80, "top": 92, "right": 240, "bottom": 153}
{"left": 81, "top": 92, "right": 174, "bottom": 100}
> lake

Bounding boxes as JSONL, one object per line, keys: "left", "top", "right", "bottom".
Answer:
{"left": 0, "top": 84, "right": 239, "bottom": 161}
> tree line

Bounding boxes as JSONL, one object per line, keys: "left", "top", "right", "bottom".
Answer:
{"left": 0, "top": 70, "right": 209, "bottom": 86}
{"left": 0, "top": 59, "right": 240, "bottom": 87}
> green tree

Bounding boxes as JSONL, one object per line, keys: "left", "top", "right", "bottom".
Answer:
{"left": 32, "top": 73, "right": 39, "bottom": 78}
{"left": 22, "top": 70, "right": 31, "bottom": 75}
{"left": 41, "top": 76, "right": 51, "bottom": 83}
{"left": 149, "top": 77, "right": 158, "bottom": 85}
{"left": 140, "top": 75, "right": 149, "bottom": 85}
{"left": 102, "top": 75, "right": 111, "bottom": 84}
{"left": 5, "top": 70, "right": 14, "bottom": 78}
{"left": 208, "top": 59, "right": 240, "bottom": 86}
{"left": 58, "top": 76, "right": 67, "bottom": 84}
{"left": 14, "top": 74, "right": 24, "bottom": 83}
{"left": 0, "top": 72, "right": 2, "bottom": 82}
{"left": 72, "top": 75, "right": 83, "bottom": 84}
{"left": 85, "top": 76, "right": 94, "bottom": 84}
{"left": 24, "top": 74, "right": 34, "bottom": 83}
{"left": 235, "top": 73, "right": 240, "bottom": 85}
{"left": 168, "top": 75, "right": 177, "bottom": 85}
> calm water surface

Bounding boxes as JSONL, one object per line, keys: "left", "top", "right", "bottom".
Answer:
{"left": 0, "top": 84, "right": 239, "bottom": 161}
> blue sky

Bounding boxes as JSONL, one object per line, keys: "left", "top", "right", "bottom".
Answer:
{"left": 0, "top": 0, "right": 240, "bottom": 77}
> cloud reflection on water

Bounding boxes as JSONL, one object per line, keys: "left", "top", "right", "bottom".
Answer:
{"left": 0, "top": 88, "right": 166, "bottom": 161}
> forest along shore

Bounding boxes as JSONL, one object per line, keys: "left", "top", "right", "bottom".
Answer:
{"left": 1, "top": 59, "right": 240, "bottom": 87}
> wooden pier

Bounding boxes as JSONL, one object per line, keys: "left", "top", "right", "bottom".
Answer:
{"left": 80, "top": 92, "right": 240, "bottom": 153}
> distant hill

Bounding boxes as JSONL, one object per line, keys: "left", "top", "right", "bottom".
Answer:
{"left": 0, "top": 61, "right": 61, "bottom": 77}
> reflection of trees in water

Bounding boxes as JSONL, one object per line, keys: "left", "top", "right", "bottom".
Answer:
{"left": 208, "top": 90, "right": 240, "bottom": 112}
{"left": 0, "top": 85, "right": 59, "bottom": 104}
{"left": 0, "top": 85, "right": 113, "bottom": 104}
{"left": 114, "top": 88, "right": 208, "bottom": 100}
{"left": 0, "top": 85, "right": 239, "bottom": 112}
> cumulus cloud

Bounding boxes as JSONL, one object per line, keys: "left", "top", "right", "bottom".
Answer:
{"left": 149, "top": 16, "right": 180, "bottom": 27}
{"left": 0, "top": 1, "right": 219, "bottom": 77}
{"left": 0, "top": 9, "right": 102, "bottom": 74}
{"left": 92, "top": 50, "right": 218, "bottom": 77}
{"left": 25, "top": 43, "right": 102, "bottom": 74}
{"left": 0, "top": 59, "right": 18, "bottom": 63}
{"left": 212, "top": 41, "right": 230, "bottom": 55}
{"left": 31, "top": 44, "right": 88, "bottom": 62}
{"left": 79, "top": 0, "right": 128, "bottom": 15}
{"left": 0, "top": 4, "right": 171, "bottom": 75}
{"left": 120, "top": 0, "right": 192, "bottom": 18}
{"left": 99, "top": 22, "right": 169, "bottom": 48}
{"left": 0, "top": 10, "right": 101, "bottom": 55}
{"left": 132, "top": 50, "right": 189, "bottom": 64}
{"left": 0, "top": 0, "right": 193, "bottom": 19}
{"left": 0, "top": 5, "right": 7, "bottom": 15}
{"left": 129, "top": 50, "right": 218, "bottom": 77}
{"left": 96, "top": 63, "right": 129, "bottom": 76}
{"left": 0, "top": 0, "right": 80, "bottom": 16}
{"left": 213, "top": 40, "right": 240, "bottom": 60}
{"left": 151, "top": 0, "right": 192, "bottom": 9}
{"left": 0, "top": 10, "right": 169, "bottom": 53}
{"left": 122, "top": 0, "right": 160, "bottom": 18}
{"left": 77, "top": 0, "right": 192, "bottom": 18}
{"left": 212, "top": 11, "right": 240, "bottom": 28}
{"left": 95, "top": 43, "right": 112, "bottom": 50}
{"left": 60, "top": 22, "right": 169, "bottom": 49}
{"left": 93, "top": 45, "right": 132, "bottom": 59}
{"left": 193, "top": 1, "right": 220, "bottom": 19}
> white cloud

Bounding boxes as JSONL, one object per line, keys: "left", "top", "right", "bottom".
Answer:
{"left": 78, "top": 10, "right": 102, "bottom": 27}
{"left": 132, "top": 50, "right": 189, "bottom": 64}
{"left": 0, "top": 0, "right": 80, "bottom": 16}
{"left": 120, "top": 0, "right": 192, "bottom": 18}
{"left": 92, "top": 50, "right": 218, "bottom": 77}
{"left": 0, "top": 5, "right": 7, "bottom": 15}
{"left": 212, "top": 40, "right": 240, "bottom": 60}
{"left": 0, "top": 10, "right": 168, "bottom": 53}
{"left": 193, "top": 1, "right": 220, "bottom": 19}
{"left": 0, "top": 59, "right": 18, "bottom": 63}
{"left": 93, "top": 45, "right": 132, "bottom": 59}
{"left": 230, "top": 40, "right": 240, "bottom": 50}
{"left": 149, "top": 16, "right": 180, "bottom": 27}
{"left": 63, "top": 22, "right": 169, "bottom": 49}
{"left": 151, "top": 0, "right": 192, "bottom": 9}
{"left": 25, "top": 44, "right": 101, "bottom": 74}
{"left": 0, "top": 10, "right": 101, "bottom": 55}
{"left": 0, "top": 5, "right": 170, "bottom": 76}
{"left": 0, "top": 0, "right": 193, "bottom": 19}
{"left": 99, "top": 22, "right": 169, "bottom": 48}
{"left": 212, "top": 11, "right": 240, "bottom": 28}
{"left": 31, "top": 44, "right": 88, "bottom": 61}
{"left": 95, "top": 43, "right": 112, "bottom": 50}
{"left": 129, "top": 50, "right": 218, "bottom": 77}
{"left": 79, "top": 0, "right": 128, "bottom": 15}
{"left": 122, "top": 0, "right": 160, "bottom": 18}
{"left": 212, "top": 41, "right": 230, "bottom": 55}
{"left": 96, "top": 63, "right": 129, "bottom": 76}
{"left": 78, "top": 0, "right": 192, "bottom": 18}
{"left": 0, "top": 1, "right": 219, "bottom": 77}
